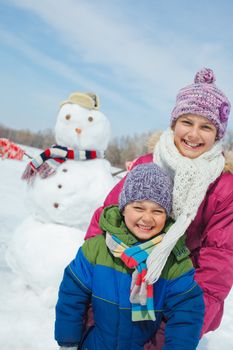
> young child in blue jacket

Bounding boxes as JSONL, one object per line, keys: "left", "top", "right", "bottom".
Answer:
{"left": 55, "top": 163, "right": 204, "bottom": 350}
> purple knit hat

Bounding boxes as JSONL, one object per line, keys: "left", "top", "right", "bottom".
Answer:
{"left": 119, "top": 163, "right": 173, "bottom": 215}
{"left": 171, "top": 68, "right": 231, "bottom": 139}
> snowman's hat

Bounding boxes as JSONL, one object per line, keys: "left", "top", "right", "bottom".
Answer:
{"left": 60, "top": 92, "right": 100, "bottom": 110}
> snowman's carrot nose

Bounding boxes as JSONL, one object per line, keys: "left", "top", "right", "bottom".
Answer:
{"left": 75, "top": 128, "right": 82, "bottom": 134}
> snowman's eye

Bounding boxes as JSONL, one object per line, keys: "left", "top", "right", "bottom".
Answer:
{"left": 88, "top": 116, "right": 94, "bottom": 122}
{"left": 65, "top": 114, "right": 71, "bottom": 120}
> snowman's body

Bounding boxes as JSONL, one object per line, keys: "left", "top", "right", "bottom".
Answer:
{"left": 6, "top": 217, "right": 82, "bottom": 306}
{"left": 6, "top": 93, "right": 116, "bottom": 306}
{"left": 30, "top": 158, "right": 114, "bottom": 231}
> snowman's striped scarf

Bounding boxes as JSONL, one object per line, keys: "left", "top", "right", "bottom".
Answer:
{"left": 22, "top": 145, "right": 104, "bottom": 184}
{"left": 106, "top": 232, "right": 164, "bottom": 322}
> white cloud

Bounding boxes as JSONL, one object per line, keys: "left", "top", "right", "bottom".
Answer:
{"left": 0, "top": 27, "right": 139, "bottom": 110}
{"left": 6, "top": 0, "right": 233, "bottom": 95}
{"left": 2, "top": 0, "right": 233, "bottom": 134}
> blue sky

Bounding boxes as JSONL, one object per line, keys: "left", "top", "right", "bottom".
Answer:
{"left": 1, "top": 0, "right": 233, "bottom": 137}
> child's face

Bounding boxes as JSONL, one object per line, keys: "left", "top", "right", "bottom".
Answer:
{"left": 123, "top": 200, "right": 167, "bottom": 241}
{"left": 172, "top": 114, "right": 217, "bottom": 159}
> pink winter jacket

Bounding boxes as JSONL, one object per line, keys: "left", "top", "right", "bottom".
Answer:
{"left": 85, "top": 153, "right": 233, "bottom": 335}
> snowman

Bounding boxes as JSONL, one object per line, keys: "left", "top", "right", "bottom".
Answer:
{"left": 6, "top": 92, "right": 116, "bottom": 306}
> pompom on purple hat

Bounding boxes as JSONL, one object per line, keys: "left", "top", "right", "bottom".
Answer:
{"left": 119, "top": 163, "right": 173, "bottom": 215}
{"left": 171, "top": 68, "right": 231, "bottom": 139}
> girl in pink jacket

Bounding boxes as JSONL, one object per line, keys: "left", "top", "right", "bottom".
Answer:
{"left": 85, "top": 68, "right": 233, "bottom": 349}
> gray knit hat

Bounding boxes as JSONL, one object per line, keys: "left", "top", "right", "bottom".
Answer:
{"left": 119, "top": 163, "right": 173, "bottom": 215}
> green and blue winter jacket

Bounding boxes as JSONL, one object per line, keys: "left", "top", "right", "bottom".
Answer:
{"left": 55, "top": 205, "right": 204, "bottom": 350}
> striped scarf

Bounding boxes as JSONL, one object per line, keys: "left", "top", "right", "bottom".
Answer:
{"left": 106, "top": 232, "right": 164, "bottom": 322}
{"left": 22, "top": 145, "right": 104, "bottom": 184}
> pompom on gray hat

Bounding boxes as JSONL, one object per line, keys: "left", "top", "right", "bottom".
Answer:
{"left": 170, "top": 68, "right": 231, "bottom": 140}
{"left": 119, "top": 163, "right": 173, "bottom": 215}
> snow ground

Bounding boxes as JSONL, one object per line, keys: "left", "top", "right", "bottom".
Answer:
{"left": 0, "top": 150, "right": 233, "bottom": 349}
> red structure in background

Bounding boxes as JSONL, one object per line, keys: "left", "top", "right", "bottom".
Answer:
{"left": 0, "top": 138, "right": 25, "bottom": 160}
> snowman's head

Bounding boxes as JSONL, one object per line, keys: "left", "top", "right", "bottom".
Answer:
{"left": 55, "top": 94, "right": 111, "bottom": 151}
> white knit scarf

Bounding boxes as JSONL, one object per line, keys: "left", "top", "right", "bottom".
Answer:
{"left": 146, "top": 128, "right": 225, "bottom": 284}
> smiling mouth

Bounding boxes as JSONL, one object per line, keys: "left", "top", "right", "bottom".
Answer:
{"left": 137, "top": 224, "right": 153, "bottom": 232}
{"left": 183, "top": 139, "right": 203, "bottom": 148}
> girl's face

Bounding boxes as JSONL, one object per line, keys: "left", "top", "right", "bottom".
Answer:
{"left": 172, "top": 114, "right": 217, "bottom": 159}
{"left": 123, "top": 200, "right": 167, "bottom": 241}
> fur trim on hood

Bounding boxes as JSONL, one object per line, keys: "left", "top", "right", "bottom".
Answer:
{"left": 147, "top": 131, "right": 163, "bottom": 154}
{"left": 224, "top": 151, "right": 233, "bottom": 173}
{"left": 147, "top": 131, "right": 233, "bottom": 173}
